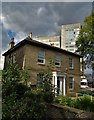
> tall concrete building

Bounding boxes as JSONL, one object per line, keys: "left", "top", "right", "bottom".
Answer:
{"left": 35, "top": 23, "right": 81, "bottom": 53}
{"left": 34, "top": 35, "right": 60, "bottom": 47}
{"left": 61, "top": 23, "right": 81, "bottom": 53}
{"left": 60, "top": 23, "right": 82, "bottom": 74}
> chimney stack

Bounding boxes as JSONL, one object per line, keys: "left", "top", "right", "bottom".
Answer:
{"left": 9, "top": 37, "right": 15, "bottom": 49}
{"left": 29, "top": 32, "right": 32, "bottom": 39}
{"left": 26, "top": 32, "right": 32, "bottom": 40}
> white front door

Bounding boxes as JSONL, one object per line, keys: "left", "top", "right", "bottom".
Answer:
{"left": 52, "top": 72, "right": 66, "bottom": 96}
{"left": 57, "top": 77, "right": 66, "bottom": 96}
{"left": 57, "top": 77, "right": 63, "bottom": 95}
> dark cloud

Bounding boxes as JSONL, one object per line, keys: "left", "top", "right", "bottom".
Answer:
{"left": 0, "top": 1, "right": 93, "bottom": 70}
{"left": 2, "top": 2, "right": 92, "bottom": 51}
{"left": 2, "top": 0, "right": 93, "bottom": 2}
{"left": 2, "top": 24, "right": 10, "bottom": 50}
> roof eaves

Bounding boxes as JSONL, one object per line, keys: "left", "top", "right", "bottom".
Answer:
{"left": 2, "top": 39, "right": 82, "bottom": 58}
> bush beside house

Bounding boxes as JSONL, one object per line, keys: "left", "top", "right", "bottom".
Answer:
{"left": 54, "top": 96, "right": 94, "bottom": 112}
{"left": 2, "top": 64, "right": 94, "bottom": 120}
{"left": 2, "top": 64, "right": 54, "bottom": 120}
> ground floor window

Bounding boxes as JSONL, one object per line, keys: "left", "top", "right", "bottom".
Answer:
{"left": 69, "top": 76, "right": 74, "bottom": 90}
{"left": 37, "top": 73, "right": 44, "bottom": 88}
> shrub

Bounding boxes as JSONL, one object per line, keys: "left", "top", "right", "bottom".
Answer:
{"left": 37, "top": 71, "right": 54, "bottom": 103}
{"left": 55, "top": 96, "right": 75, "bottom": 107}
{"left": 74, "top": 96, "right": 91, "bottom": 111}
{"left": 54, "top": 96, "right": 94, "bottom": 112}
{"left": 89, "top": 100, "right": 94, "bottom": 112}
{"left": 2, "top": 64, "right": 47, "bottom": 120}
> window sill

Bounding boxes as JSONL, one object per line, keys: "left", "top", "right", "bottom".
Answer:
{"left": 69, "top": 89, "right": 74, "bottom": 91}
{"left": 37, "top": 63, "right": 45, "bottom": 66}
{"left": 69, "top": 67, "right": 74, "bottom": 70}
{"left": 55, "top": 65, "right": 61, "bottom": 68}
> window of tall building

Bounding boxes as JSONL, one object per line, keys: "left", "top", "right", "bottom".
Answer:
{"left": 55, "top": 54, "right": 61, "bottom": 67}
{"left": 38, "top": 50, "right": 45, "bottom": 64}
{"left": 69, "top": 76, "right": 74, "bottom": 90}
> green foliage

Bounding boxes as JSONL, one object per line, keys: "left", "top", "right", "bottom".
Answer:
{"left": 3, "top": 88, "right": 46, "bottom": 120}
{"left": 2, "top": 64, "right": 46, "bottom": 120}
{"left": 55, "top": 96, "right": 75, "bottom": 107}
{"left": 76, "top": 12, "right": 94, "bottom": 70}
{"left": 74, "top": 96, "right": 91, "bottom": 110}
{"left": 37, "top": 71, "right": 54, "bottom": 103}
{"left": 74, "top": 96, "right": 94, "bottom": 112}
{"left": 89, "top": 100, "right": 94, "bottom": 112}
{"left": 55, "top": 96, "right": 94, "bottom": 112}
{"left": 77, "top": 90, "right": 94, "bottom": 97}
{"left": 2, "top": 64, "right": 28, "bottom": 84}
{"left": 0, "top": 70, "right": 2, "bottom": 79}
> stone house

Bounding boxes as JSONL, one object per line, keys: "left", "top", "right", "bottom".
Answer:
{"left": 3, "top": 34, "right": 82, "bottom": 97}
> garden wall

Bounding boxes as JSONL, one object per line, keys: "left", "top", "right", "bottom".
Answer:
{"left": 46, "top": 103, "right": 94, "bottom": 120}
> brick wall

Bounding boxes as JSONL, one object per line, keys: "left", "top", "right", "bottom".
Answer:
{"left": 4, "top": 43, "right": 81, "bottom": 96}
{"left": 24, "top": 44, "right": 80, "bottom": 96}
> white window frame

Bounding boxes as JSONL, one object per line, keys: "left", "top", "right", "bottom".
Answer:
{"left": 69, "top": 57, "right": 74, "bottom": 69}
{"left": 13, "top": 53, "right": 16, "bottom": 63}
{"left": 55, "top": 54, "right": 61, "bottom": 67}
{"left": 69, "top": 76, "right": 74, "bottom": 90}
{"left": 38, "top": 50, "right": 45, "bottom": 64}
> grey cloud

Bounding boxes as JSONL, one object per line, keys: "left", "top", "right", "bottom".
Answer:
{"left": 2, "top": 2, "right": 92, "bottom": 51}
{"left": 2, "top": 24, "right": 10, "bottom": 50}
{"left": 2, "top": 0, "right": 94, "bottom": 2}
{"left": 0, "top": 1, "right": 93, "bottom": 70}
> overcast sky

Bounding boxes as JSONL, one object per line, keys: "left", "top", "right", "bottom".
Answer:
{"left": 0, "top": 1, "right": 93, "bottom": 70}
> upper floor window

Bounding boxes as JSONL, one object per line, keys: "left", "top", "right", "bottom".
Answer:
{"left": 55, "top": 55, "right": 61, "bottom": 67}
{"left": 69, "top": 76, "right": 74, "bottom": 90}
{"left": 38, "top": 50, "right": 45, "bottom": 64}
{"left": 69, "top": 57, "right": 74, "bottom": 69}
{"left": 8, "top": 53, "right": 16, "bottom": 64}
{"left": 13, "top": 53, "right": 16, "bottom": 63}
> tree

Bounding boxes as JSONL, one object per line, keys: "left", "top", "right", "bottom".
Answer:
{"left": 76, "top": 12, "right": 94, "bottom": 73}
{"left": 2, "top": 64, "right": 46, "bottom": 120}
{"left": 37, "top": 70, "right": 54, "bottom": 103}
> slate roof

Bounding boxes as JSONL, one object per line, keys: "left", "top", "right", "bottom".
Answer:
{"left": 3, "top": 38, "right": 82, "bottom": 58}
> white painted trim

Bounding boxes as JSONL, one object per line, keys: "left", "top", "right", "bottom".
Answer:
{"left": 22, "top": 55, "right": 25, "bottom": 70}
{"left": 63, "top": 77, "right": 66, "bottom": 96}
{"left": 52, "top": 71, "right": 57, "bottom": 97}
{"left": 60, "top": 79, "right": 63, "bottom": 95}
{"left": 69, "top": 76, "right": 74, "bottom": 90}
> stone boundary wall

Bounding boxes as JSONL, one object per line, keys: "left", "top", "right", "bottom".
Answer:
{"left": 51, "top": 103, "right": 94, "bottom": 120}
